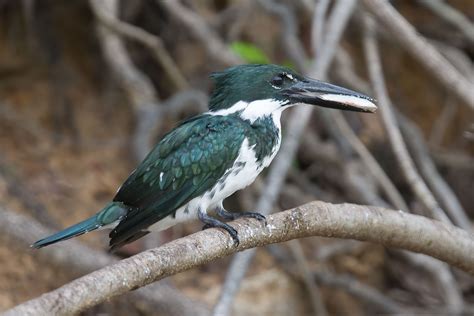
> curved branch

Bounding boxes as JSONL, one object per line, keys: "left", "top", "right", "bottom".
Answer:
{"left": 6, "top": 201, "right": 474, "bottom": 315}
{"left": 0, "top": 206, "right": 209, "bottom": 316}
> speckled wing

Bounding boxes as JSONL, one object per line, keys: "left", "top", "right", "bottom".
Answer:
{"left": 109, "top": 115, "right": 245, "bottom": 249}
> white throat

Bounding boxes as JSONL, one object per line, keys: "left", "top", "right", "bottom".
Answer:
{"left": 209, "top": 99, "right": 290, "bottom": 123}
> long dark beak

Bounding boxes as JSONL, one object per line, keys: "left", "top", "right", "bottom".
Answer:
{"left": 282, "top": 78, "right": 377, "bottom": 113}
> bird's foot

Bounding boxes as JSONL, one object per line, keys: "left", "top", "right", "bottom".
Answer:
{"left": 216, "top": 207, "right": 267, "bottom": 225}
{"left": 199, "top": 211, "right": 239, "bottom": 246}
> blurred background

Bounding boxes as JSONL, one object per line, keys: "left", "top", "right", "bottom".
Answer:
{"left": 0, "top": 0, "right": 473, "bottom": 315}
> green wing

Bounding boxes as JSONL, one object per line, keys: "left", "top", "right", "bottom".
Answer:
{"left": 109, "top": 114, "right": 246, "bottom": 249}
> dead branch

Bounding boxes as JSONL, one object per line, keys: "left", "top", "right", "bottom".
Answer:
{"left": 311, "top": 0, "right": 331, "bottom": 56}
{"left": 331, "top": 112, "right": 409, "bottom": 210}
{"left": 0, "top": 206, "right": 209, "bottom": 315}
{"left": 418, "top": 0, "right": 474, "bottom": 44}
{"left": 429, "top": 97, "right": 458, "bottom": 147}
{"left": 257, "top": 0, "right": 307, "bottom": 71}
{"left": 269, "top": 243, "right": 404, "bottom": 313}
{"left": 362, "top": 0, "right": 474, "bottom": 109}
{"left": 160, "top": 1, "right": 241, "bottom": 67}
{"left": 398, "top": 114, "right": 470, "bottom": 231}
{"left": 5, "top": 200, "right": 474, "bottom": 316}
{"left": 400, "top": 251, "right": 464, "bottom": 314}
{"left": 90, "top": 0, "right": 160, "bottom": 161}
{"left": 288, "top": 239, "right": 328, "bottom": 316}
{"left": 363, "top": 15, "right": 451, "bottom": 224}
{"left": 314, "top": 270, "right": 404, "bottom": 313}
{"left": 91, "top": 0, "right": 188, "bottom": 91}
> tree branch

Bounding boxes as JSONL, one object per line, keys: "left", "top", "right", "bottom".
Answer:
{"left": 90, "top": 0, "right": 160, "bottom": 161}
{"left": 6, "top": 201, "right": 474, "bottom": 315}
{"left": 398, "top": 114, "right": 470, "bottom": 231}
{"left": 363, "top": 15, "right": 451, "bottom": 224}
{"left": 362, "top": 0, "right": 474, "bottom": 109}
{"left": 160, "top": 1, "right": 241, "bottom": 67}
{"left": 91, "top": 0, "right": 188, "bottom": 91}
{"left": 0, "top": 206, "right": 209, "bottom": 315}
{"left": 418, "top": 0, "right": 474, "bottom": 44}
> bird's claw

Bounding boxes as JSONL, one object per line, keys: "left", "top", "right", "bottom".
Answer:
{"left": 199, "top": 212, "right": 240, "bottom": 246}
{"left": 202, "top": 222, "right": 239, "bottom": 246}
{"left": 216, "top": 207, "right": 267, "bottom": 226}
{"left": 241, "top": 212, "right": 267, "bottom": 225}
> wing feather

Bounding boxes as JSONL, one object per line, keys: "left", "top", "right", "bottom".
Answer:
{"left": 109, "top": 115, "right": 246, "bottom": 248}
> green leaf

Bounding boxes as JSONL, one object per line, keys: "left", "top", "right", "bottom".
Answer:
{"left": 282, "top": 60, "right": 296, "bottom": 70}
{"left": 230, "top": 41, "right": 270, "bottom": 64}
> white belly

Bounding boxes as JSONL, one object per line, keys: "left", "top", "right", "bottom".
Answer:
{"left": 148, "top": 136, "right": 281, "bottom": 232}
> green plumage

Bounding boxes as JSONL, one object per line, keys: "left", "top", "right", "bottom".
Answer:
{"left": 109, "top": 115, "right": 247, "bottom": 249}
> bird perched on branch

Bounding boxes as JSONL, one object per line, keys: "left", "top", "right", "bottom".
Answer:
{"left": 32, "top": 64, "right": 376, "bottom": 250}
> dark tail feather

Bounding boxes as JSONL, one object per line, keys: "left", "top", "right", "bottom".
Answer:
{"left": 31, "top": 202, "right": 127, "bottom": 249}
{"left": 31, "top": 216, "right": 100, "bottom": 248}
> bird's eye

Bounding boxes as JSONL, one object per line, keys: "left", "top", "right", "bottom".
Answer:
{"left": 270, "top": 74, "right": 284, "bottom": 87}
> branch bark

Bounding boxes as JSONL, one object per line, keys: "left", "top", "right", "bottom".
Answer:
{"left": 6, "top": 201, "right": 474, "bottom": 315}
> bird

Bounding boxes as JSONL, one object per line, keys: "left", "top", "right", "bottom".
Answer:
{"left": 32, "top": 64, "right": 377, "bottom": 251}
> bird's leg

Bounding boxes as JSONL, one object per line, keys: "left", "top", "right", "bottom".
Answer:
{"left": 216, "top": 205, "right": 267, "bottom": 224}
{"left": 198, "top": 209, "right": 239, "bottom": 246}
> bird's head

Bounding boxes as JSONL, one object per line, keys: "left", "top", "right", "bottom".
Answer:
{"left": 208, "top": 64, "right": 376, "bottom": 121}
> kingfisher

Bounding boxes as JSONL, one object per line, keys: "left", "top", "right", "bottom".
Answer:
{"left": 32, "top": 64, "right": 376, "bottom": 250}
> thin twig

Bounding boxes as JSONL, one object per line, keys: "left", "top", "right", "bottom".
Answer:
{"left": 314, "top": 270, "right": 404, "bottom": 313}
{"left": 401, "top": 251, "right": 464, "bottom": 314}
{"left": 0, "top": 157, "right": 59, "bottom": 229}
{"left": 268, "top": 243, "right": 405, "bottom": 313}
{"left": 6, "top": 200, "right": 474, "bottom": 315}
{"left": 160, "top": 0, "right": 241, "bottom": 67}
{"left": 429, "top": 96, "right": 458, "bottom": 147}
{"left": 310, "top": 0, "right": 358, "bottom": 78}
{"left": 288, "top": 240, "right": 328, "bottom": 316}
{"left": 257, "top": 0, "right": 307, "bottom": 71}
{"left": 362, "top": 0, "right": 474, "bottom": 109}
{"left": 314, "top": 240, "right": 364, "bottom": 261}
{"left": 161, "top": 89, "right": 209, "bottom": 116}
{"left": 91, "top": 1, "right": 188, "bottom": 91}
{"left": 398, "top": 114, "right": 470, "bottom": 231}
{"left": 333, "top": 49, "right": 371, "bottom": 93}
{"left": 363, "top": 15, "right": 451, "bottom": 224}
{"left": 311, "top": 0, "right": 331, "bottom": 56}
{"left": 331, "top": 112, "right": 409, "bottom": 211}
{"left": 418, "top": 0, "right": 474, "bottom": 44}
{"left": 90, "top": 0, "right": 160, "bottom": 161}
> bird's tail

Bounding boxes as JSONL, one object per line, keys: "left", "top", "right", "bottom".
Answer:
{"left": 31, "top": 202, "right": 127, "bottom": 248}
